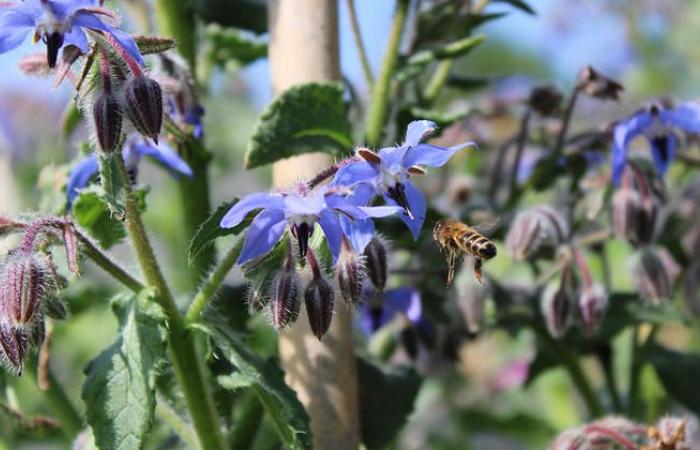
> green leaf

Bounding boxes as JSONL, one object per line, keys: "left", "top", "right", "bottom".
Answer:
{"left": 204, "top": 24, "right": 267, "bottom": 68}
{"left": 72, "top": 187, "right": 126, "bottom": 249}
{"left": 61, "top": 102, "right": 83, "bottom": 141}
{"left": 492, "top": 0, "right": 536, "bottom": 15}
{"left": 446, "top": 75, "right": 490, "bottom": 91}
{"left": 133, "top": 35, "right": 177, "bottom": 54}
{"left": 648, "top": 344, "right": 700, "bottom": 415}
{"left": 188, "top": 199, "right": 247, "bottom": 263}
{"left": 357, "top": 358, "right": 421, "bottom": 450}
{"left": 397, "top": 35, "right": 486, "bottom": 82}
{"left": 98, "top": 152, "right": 126, "bottom": 219}
{"left": 82, "top": 292, "right": 167, "bottom": 450}
{"left": 195, "top": 0, "right": 267, "bottom": 34}
{"left": 201, "top": 310, "right": 313, "bottom": 450}
{"left": 245, "top": 82, "right": 352, "bottom": 169}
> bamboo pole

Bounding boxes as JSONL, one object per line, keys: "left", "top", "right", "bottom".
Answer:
{"left": 268, "top": 1, "right": 360, "bottom": 449}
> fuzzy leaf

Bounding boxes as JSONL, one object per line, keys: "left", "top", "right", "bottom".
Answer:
{"left": 202, "top": 311, "right": 313, "bottom": 450}
{"left": 82, "top": 292, "right": 167, "bottom": 450}
{"left": 188, "top": 199, "right": 252, "bottom": 263}
{"left": 98, "top": 152, "right": 126, "bottom": 218}
{"left": 358, "top": 357, "right": 421, "bottom": 450}
{"left": 204, "top": 24, "right": 267, "bottom": 67}
{"left": 134, "top": 35, "right": 177, "bottom": 54}
{"left": 648, "top": 344, "right": 700, "bottom": 415}
{"left": 245, "top": 82, "right": 352, "bottom": 169}
{"left": 72, "top": 187, "right": 126, "bottom": 249}
{"left": 492, "top": 0, "right": 536, "bottom": 15}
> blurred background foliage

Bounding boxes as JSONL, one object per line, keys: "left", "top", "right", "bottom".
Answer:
{"left": 1, "top": 1, "right": 700, "bottom": 449}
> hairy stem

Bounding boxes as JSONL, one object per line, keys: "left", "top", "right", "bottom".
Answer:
{"left": 77, "top": 234, "right": 144, "bottom": 293}
{"left": 552, "top": 86, "right": 581, "bottom": 156}
{"left": 345, "top": 0, "right": 374, "bottom": 88}
{"left": 186, "top": 243, "right": 240, "bottom": 322}
{"left": 228, "top": 392, "right": 264, "bottom": 450}
{"left": 114, "top": 156, "right": 226, "bottom": 450}
{"left": 154, "top": 0, "right": 196, "bottom": 70}
{"left": 364, "top": 0, "right": 410, "bottom": 146}
{"left": 156, "top": 393, "right": 200, "bottom": 450}
{"left": 423, "top": 59, "right": 453, "bottom": 103}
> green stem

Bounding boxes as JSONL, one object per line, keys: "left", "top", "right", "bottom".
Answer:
{"left": 365, "top": 0, "right": 410, "bottom": 146}
{"left": 114, "top": 156, "right": 226, "bottom": 450}
{"left": 26, "top": 364, "right": 82, "bottom": 440}
{"left": 596, "top": 348, "right": 623, "bottom": 413}
{"left": 345, "top": 0, "right": 374, "bottom": 88}
{"left": 508, "top": 109, "right": 531, "bottom": 195}
{"left": 552, "top": 86, "right": 581, "bottom": 156}
{"left": 186, "top": 243, "right": 239, "bottom": 322}
{"left": 156, "top": 393, "right": 200, "bottom": 450}
{"left": 154, "top": 0, "right": 196, "bottom": 70}
{"left": 77, "top": 234, "right": 144, "bottom": 293}
{"left": 628, "top": 325, "right": 658, "bottom": 419}
{"left": 423, "top": 59, "right": 453, "bottom": 104}
{"left": 228, "top": 392, "right": 264, "bottom": 450}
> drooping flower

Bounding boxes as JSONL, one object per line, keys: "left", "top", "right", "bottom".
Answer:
{"left": 219, "top": 183, "right": 400, "bottom": 265}
{"left": 356, "top": 284, "right": 422, "bottom": 336}
{"left": 331, "top": 120, "right": 475, "bottom": 239}
{"left": 0, "top": 0, "right": 144, "bottom": 68}
{"left": 612, "top": 101, "right": 700, "bottom": 184}
{"left": 66, "top": 135, "right": 192, "bottom": 208}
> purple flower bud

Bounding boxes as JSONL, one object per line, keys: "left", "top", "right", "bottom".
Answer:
{"left": 363, "top": 238, "right": 388, "bottom": 291}
{"left": 549, "top": 417, "right": 646, "bottom": 450}
{"left": 93, "top": 92, "right": 123, "bottom": 153}
{"left": 578, "top": 284, "right": 607, "bottom": 336}
{"left": 63, "top": 223, "right": 79, "bottom": 274}
{"left": 124, "top": 75, "right": 163, "bottom": 142}
{"left": 1, "top": 253, "right": 48, "bottom": 329}
{"left": 246, "top": 280, "right": 267, "bottom": 314}
{"left": 304, "top": 249, "right": 334, "bottom": 340}
{"left": 631, "top": 248, "right": 677, "bottom": 304}
{"left": 506, "top": 205, "right": 568, "bottom": 261}
{"left": 611, "top": 167, "right": 658, "bottom": 244}
{"left": 336, "top": 238, "right": 364, "bottom": 305}
{"left": 0, "top": 322, "right": 27, "bottom": 375}
{"left": 528, "top": 85, "right": 563, "bottom": 116}
{"left": 541, "top": 282, "right": 572, "bottom": 338}
{"left": 268, "top": 270, "right": 300, "bottom": 329}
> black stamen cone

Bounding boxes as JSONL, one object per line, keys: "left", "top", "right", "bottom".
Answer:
{"left": 387, "top": 183, "right": 414, "bottom": 219}
{"left": 296, "top": 223, "right": 312, "bottom": 257}
{"left": 45, "top": 32, "right": 64, "bottom": 68}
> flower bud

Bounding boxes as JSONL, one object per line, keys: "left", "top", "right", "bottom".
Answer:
{"left": 0, "top": 322, "right": 27, "bottom": 375}
{"left": 577, "top": 65, "right": 624, "bottom": 100}
{"left": 528, "top": 85, "right": 562, "bottom": 116}
{"left": 578, "top": 284, "right": 607, "bottom": 336}
{"left": 93, "top": 92, "right": 123, "bottom": 153}
{"left": 124, "top": 75, "right": 163, "bottom": 142}
{"left": 684, "top": 263, "right": 700, "bottom": 317}
{"left": 549, "top": 417, "right": 646, "bottom": 450}
{"left": 611, "top": 167, "right": 658, "bottom": 244}
{"left": 268, "top": 271, "right": 300, "bottom": 330}
{"left": 506, "top": 205, "right": 568, "bottom": 261}
{"left": 0, "top": 253, "right": 51, "bottom": 330}
{"left": 304, "top": 249, "right": 334, "bottom": 340}
{"left": 336, "top": 239, "right": 364, "bottom": 305}
{"left": 63, "top": 223, "right": 79, "bottom": 274}
{"left": 648, "top": 416, "right": 689, "bottom": 450}
{"left": 455, "top": 270, "right": 486, "bottom": 334}
{"left": 631, "top": 248, "right": 677, "bottom": 304}
{"left": 541, "top": 282, "right": 572, "bottom": 338}
{"left": 246, "top": 279, "right": 267, "bottom": 314}
{"left": 363, "top": 238, "right": 387, "bottom": 291}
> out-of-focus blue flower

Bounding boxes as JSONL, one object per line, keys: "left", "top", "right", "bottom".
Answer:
{"left": 167, "top": 97, "right": 204, "bottom": 139}
{"left": 0, "top": 0, "right": 144, "bottom": 68}
{"left": 356, "top": 284, "right": 423, "bottom": 335}
{"left": 220, "top": 184, "right": 400, "bottom": 265}
{"left": 66, "top": 135, "right": 192, "bottom": 207}
{"left": 612, "top": 102, "right": 700, "bottom": 184}
{"left": 332, "top": 120, "right": 474, "bottom": 238}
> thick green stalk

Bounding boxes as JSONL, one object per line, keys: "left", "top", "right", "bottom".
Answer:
{"left": 156, "top": 393, "right": 200, "bottom": 450}
{"left": 114, "top": 157, "right": 226, "bottom": 450}
{"left": 186, "top": 243, "right": 239, "bottom": 322}
{"left": 154, "top": 0, "right": 196, "bottom": 70}
{"left": 228, "top": 392, "right": 264, "bottom": 450}
{"left": 423, "top": 59, "right": 453, "bottom": 104}
{"left": 364, "top": 0, "right": 410, "bottom": 146}
{"left": 628, "top": 325, "right": 658, "bottom": 419}
{"left": 345, "top": 0, "right": 374, "bottom": 88}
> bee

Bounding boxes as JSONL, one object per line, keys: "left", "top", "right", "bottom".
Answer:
{"left": 433, "top": 218, "right": 498, "bottom": 286}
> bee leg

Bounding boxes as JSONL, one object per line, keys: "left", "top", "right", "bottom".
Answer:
{"left": 446, "top": 250, "right": 457, "bottom": 287}
{"left": 474, "top": 258, "right": 484, "bottom": 285}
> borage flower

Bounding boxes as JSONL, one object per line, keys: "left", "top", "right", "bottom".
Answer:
{"left": 356, "top": 284, "right": 423, "bottom": 335}
{"left": 332, "top": 120, "right": 475, "bottom": 238}
{"left": 0, "top": 0, "right": 143, "bottom": 68}
{"left": 612, "top": 101, "right": 700, "bottom": 184}
{"left": 219, "top": 183, "right": 400, "bottom": 265}
{"left": 66, "top": 135, "right": 192, "bottom": 207}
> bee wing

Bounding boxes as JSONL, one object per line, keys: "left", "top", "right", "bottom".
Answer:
{"left": 473, "top": 216, "right": 502, "bottom": 236}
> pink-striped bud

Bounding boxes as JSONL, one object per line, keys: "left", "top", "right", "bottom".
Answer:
{"left": 611, "top": 167, "right": 658, "bottom": 244}
{"left": 506, "top": 205, "right": 569, "bottom": 261}
{"left": 541, "top": 282, "right": 572, "bottom": 338}
{"left": 304, "top": 249, "right": 334, "bottom": 340}
{"left": 124, "top": 75, "right": 163, "bottom": 142}
{"left": 648, "top": 416, "right": 689, "bottom": 449}
{"left": 63, "top": 222, "right": 79, "bottom": 274}
{"left": 0, "top": 322, "right": 27, "bottom": 375}
{"left": 93, "top": 92, "right": 123, "bottom": 153}
{"left": 363, "top": 238, "right": 387, "bottom": 291}
{"left": 336, "top": 238, "right": 364, "bottom": 305}
{"left": 578, "top": 284, "right": 607, "bottom": 336}
{"left": 268, "top": 245, "right": 300, "bottom": 330}
{"left": 631, "top": 248, "right": 677, "bottom": 304}
{"left": 0, "top": 253, "right": 50, "bottom": 329}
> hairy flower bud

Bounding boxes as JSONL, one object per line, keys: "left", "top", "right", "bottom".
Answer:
{"left": 631, "top": 248, "right": 677, "bottom": 304}
{"left": 578, "top": 284, "right": 608, "bottom": 336}
{"left": 541, "top": 282, "right": 572, "bottom": 338}
{"left": 93, "top": 92, "right": 123, "bottom": 153}
{"left": 336, "top": 239, "right": 364, "bottom": 305}
{"left": 577, "top": 65, "right": 624, "bottom": 100}
{"left": 648, "top": 416, "right": 690, "bottom": 450}
{"left": 1, "top": 253, "right": 50, "bottom": 329}
{"left": 549, "top": 417, "right": 647, "bottom": 450}
{"left": 246, "top": 279, "right": 267, "bottom": 314}
{"left": 0, "top": 322, "right": 27, "bottom": 375}
{"left": 612, "top": 167, "right": 658, "bottom": 244}
{"left": 528, "top": 85, "right": 562, "bottom": 116}
{"left": 267, "top": 248, "right": 300, "bottom": 330}
{"left": 506, "top": 205, "right": 568, "bottom": 261}
{"left": 304, "top": 249, "right": 334, "bottom": 340}
{"left": 124, "top": 75, "right": 163, "bottom": 142}
{"left": 363, "top": 238, "right": 387, "bottom": 291}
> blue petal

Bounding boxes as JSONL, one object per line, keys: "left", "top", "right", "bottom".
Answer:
{"left": 383, "top": 181, "right": 425, "bottom": 240}
{"left": 356, "top": 302, "right": 392, "bottom": 335}
{"left": 318, "top": 209, "right": 343, "bottom": 261}
{"left": 326, "top": 193, "right": 369, "bottom": 220}
{"left": 404, "top": 120, "right": 437, "bottom": 147}
{"left": 71, "top": 11, "right": 145, "bottom": 66}
{"left": 661, "top": 103, "right": 700, "bottom": 133}
{"left": 402, "top": 141, "right": 474, "bottom": 168}
{"left": 0, "top": 10, "right": 34, "bottom": 54}
{"left": 647, "top": 133, "right": 677, "bottom": 177}
{"left": 347, "top": 183, "right": 375, "bottom": 206}
{"left": 378, "top": 146, "right": 409, "bottom": 168}
{"left": 340, "top": 216, "right": 375, "bottom": 254}
{"left": 63, "top": 26, "right": 89, "bottom": 53}
{"left": 133, "top": 140, "right": 193, "bottom": 178}
{"left": 612, "top": 111, "right": 652, "bottom": 185}
{"left": 332, "top": 161, "right": 379, "bottom": 187}
{"left": 384, "top": 287, "right": 422, "bottom": 324}
{"left": 237, "top": 208, "right": 287, "bottom": 264}
{"left": 66, "top": 155, "right": 99, "bottom": 208}
{"left": 358, "top": 205, "right": 402, "bottom": 218}
{"left": 220, "top": 193, "right": 284, "bottom": 228}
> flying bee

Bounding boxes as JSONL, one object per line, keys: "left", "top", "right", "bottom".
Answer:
{"left": 433, "top": 218, "right": 498, "bottom": 286}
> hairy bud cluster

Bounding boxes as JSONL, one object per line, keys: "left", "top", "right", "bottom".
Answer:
{"left": 631, "top": 247, "right": 679, "bottom": 304}
{"left": 549, "top": 416, "right": 647, "bottom": 450}
{"left": 506, "top": 205, "right": 569, "bottom": 261}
